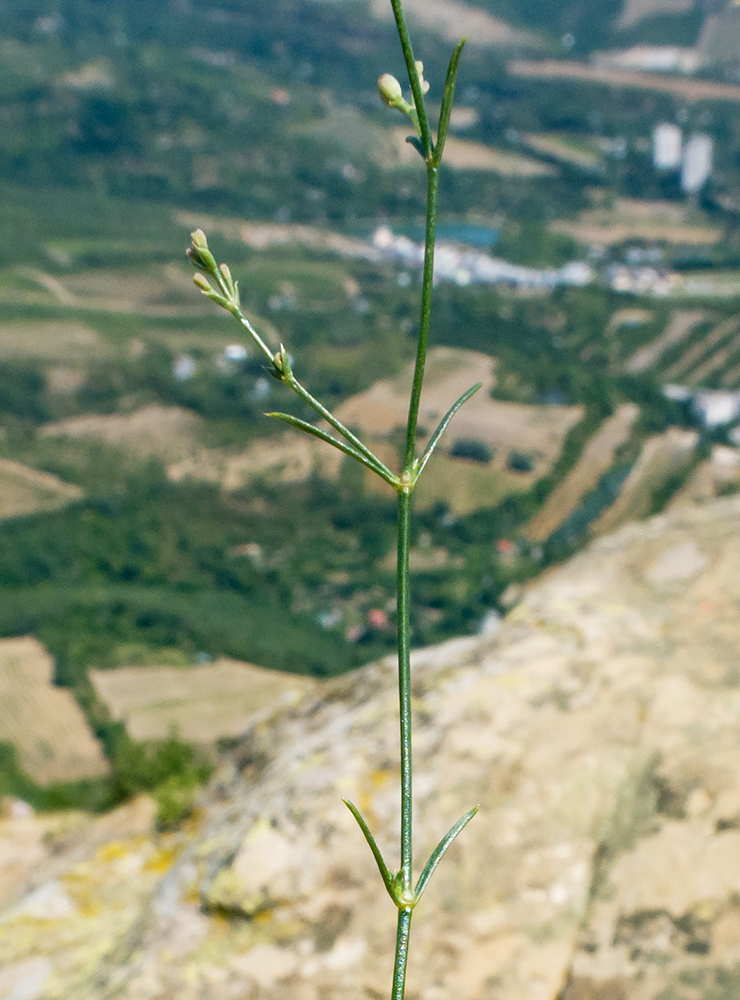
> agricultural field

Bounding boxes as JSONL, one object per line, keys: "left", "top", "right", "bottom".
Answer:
{"left": 669, "top": 445, "right": 740, "bottom": 508}
{"left": 42, "top": 405, "right": 205, "bottom": 467}
{"left": 90, "top": 659, "right": 317, "bottom": 743}
{"left": 593, "top": 427, "right": 698, "bottom": 535}
{"left": 521, "top": 133, "right": 602, "bottom": 171}
{"left": 508, "top": 58, "right": 740, "bottom": 103}
{"left": 621, "top": 310, "right": 740, "bottom": 389}
{"left": 0, "top": 637, "right": 108, "bottom": 785}
{"left": 0, "top": 458, "right": 82, "bottom": 522}
{"left": 552, "top": 198, "right": 722, "bottom": 249}
{"left": 390, "top": 128, "right": 556, "bottom": 176}
{"left": 526, "top": 403, "right": 639, "bottom": 543}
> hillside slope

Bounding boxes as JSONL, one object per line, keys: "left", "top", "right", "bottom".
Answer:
{"left": 3, "top": 495, "right": 740, "bottom": 998}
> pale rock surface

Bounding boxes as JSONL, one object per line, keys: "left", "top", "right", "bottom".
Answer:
{"left": 4, "top": 498, "right": 740, "bottom": 998}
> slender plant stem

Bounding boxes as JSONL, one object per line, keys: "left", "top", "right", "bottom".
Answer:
{"left": 391, "top": 909, "right": 413, "bottom": 1000}
{"left": 396, "top": 488, "right": 413, "bottom": 888}
{"left": 388, "top": 0, "right": 432, "bottom": 156}
{"left": 287, "top": 375, "right": 396, "bottom": 480}
{"left": 404, "top": 164, "right": 439, "bottom": 473}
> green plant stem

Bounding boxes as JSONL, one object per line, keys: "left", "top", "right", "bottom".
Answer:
{"left": 391, "top": 909, "right": 413, "bottom": 1000}
{"left": 404, "top": 164, "right": 439, "bottom": 473}
{"left": 286, "top": 374, "right": 396, "bottom": 481}
{"left": 389, "top": 0, "right": 432, "bottom": 156}
{"left": 396, "top": 488, "right": 413, "bottom": 888}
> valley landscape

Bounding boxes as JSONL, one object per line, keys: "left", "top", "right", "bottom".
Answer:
{"left": 3, "top": 0, "right": 740, "bottom": 996}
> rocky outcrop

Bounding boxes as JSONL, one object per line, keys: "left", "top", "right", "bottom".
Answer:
{"left": 4, "top": 497, "right": 740, "bottom": 999}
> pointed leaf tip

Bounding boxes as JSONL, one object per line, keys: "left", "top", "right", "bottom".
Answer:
{"left": 416, "top": 382, "right": 482, "bottom": 480}
{"left": 414, "top": 805, "right": 478, "bottom": 900}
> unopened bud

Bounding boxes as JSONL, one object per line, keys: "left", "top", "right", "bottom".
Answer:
{"left": 219, "top": 263, "right": 234, "bottom": 292}
{"left": 193, "top": 273, "right": 211, "bottom": 292}
{"left": 190, "top": 229, "right": 209, "bottom": 251}
{"left": 378, "top": 73, "right": 403, "bottom": 108}
{"left": 415, "top": 60, "right": 430, "bottom": 95}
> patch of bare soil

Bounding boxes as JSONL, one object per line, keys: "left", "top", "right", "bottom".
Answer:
{"left": 553, "top": 199, "right": 721, "bottom": 247}
{"left": 0, "top": 458, "right": 82, "bottom": 521}
{"left": 41, "top": 404, "right": 204, "bottom": 465}
{"left": 391, "top": 128, "right": 557, "bottom": 175}
{"left": 0, "top": 637, "right": 109, "bottom": 784}
{"left": 0, "top": 321, "right": 105, "bottom": 361}
{"left": 509, "top": 58, "right": 740, "bottom": 103}
{"left": 91, "top": 660, "right": 318, "bottom": 743}
{"left": 618, "top": 0, "right": 695, "bottom": 29}
{"left": 175, "top": 210, "right": 375, "bottom": 262}
{"left": 368, "top": 0, "right": 540, "bottom": 47}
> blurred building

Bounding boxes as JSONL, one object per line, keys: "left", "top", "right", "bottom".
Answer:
{"left": 653, "top": 123, "right": 682, "bottom": 170}
{"left": 681, "top": 134, "right": 713, "bottom": 194}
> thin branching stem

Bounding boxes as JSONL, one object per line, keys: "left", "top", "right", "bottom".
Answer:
{"left": 187, "top": 9, "right": 479, "bottom": 998}
{"left": 285, "top": 375, "right": 397, "bottom": 481}
{"left": 404, "top": 164, "right": 439, "bottom": 474}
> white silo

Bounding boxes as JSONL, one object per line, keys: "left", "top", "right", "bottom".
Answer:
{"left": 653, "top": 122, "right": 682, "bottom": 169}
{"left": 681, "top": 134, "right": 713, "bottom": 193}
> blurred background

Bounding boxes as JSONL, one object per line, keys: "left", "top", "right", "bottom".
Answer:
{"left": 0, "top": 0, "right": 739, "bottom": 817}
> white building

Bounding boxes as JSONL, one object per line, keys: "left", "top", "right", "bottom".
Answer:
{"left": 653, "top": 123, "right": 682, "bottom": 170}
{"left": 692, "top": 389, "right": 740, "bottom": 428}
{"left": 681, "top": 134, "right": 713, "bottom": 194}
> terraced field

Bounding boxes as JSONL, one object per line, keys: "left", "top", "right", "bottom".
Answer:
{"left": 0, "top": 637, "right": 108, "bottom": 784}
{"left": 618, "top": 308, "right": 740, "bottom": 389}
{"left": 525, "top": 403, "right": 640, "bottom": 543}
{"left": 593, "top": 427, "right": 698, "bottom": 535}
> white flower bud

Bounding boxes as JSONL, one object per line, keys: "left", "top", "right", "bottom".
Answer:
{"left": 378, "top": 73, "right": 403, "bottom": 108}
{"left": 415, "top": 61, "right": 430, "bottom": 95}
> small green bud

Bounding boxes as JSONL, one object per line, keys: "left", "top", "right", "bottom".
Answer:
{"left": 193, "top": 273, "right": 211, "bottom": 292}
{"left": 219, "top": 262, "right": 234, "bottom": 295}
{"left": 415, "top": 60, "right": 430, "bottom": 95}
{"left": 187, "top": 229, "right": 218, "bottom": 274}
{"left": 378, "top": 73, "right": 403, "bottom": 108}
{"left": 272, "top": 342, "right": 293, "bottom": 380}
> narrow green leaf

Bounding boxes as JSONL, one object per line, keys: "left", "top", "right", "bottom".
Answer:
{"left": 343, "top": 799, "right": 395, "bottom": 896}
{"left": 266, "top": 412, "right": 398, "bottom": 487}
{"left": 286, "top": 379, "right": 398, "bottom": 481}
{"left": 406, "top": 134, "right": 425, "bottom": 159}
{"left": 415, "top": 382, "right": 481, "bottom": 479}
{"left": 414, "top": 806, "right": 478, "bottom": 900}
{"left": 435, "top": 37, "right": 466, "bottom": 163}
